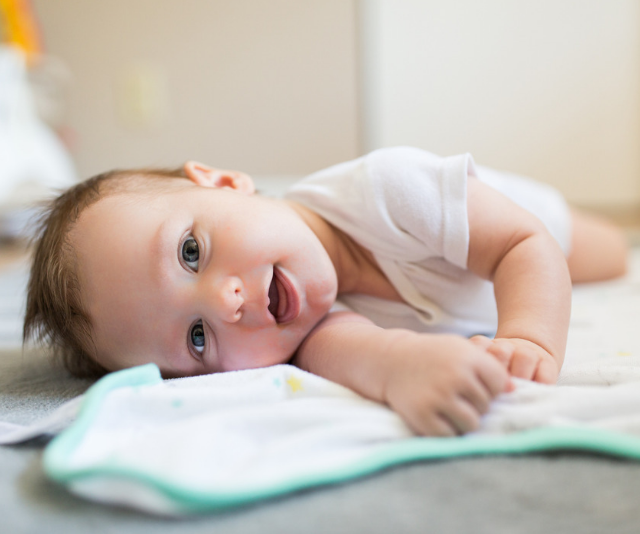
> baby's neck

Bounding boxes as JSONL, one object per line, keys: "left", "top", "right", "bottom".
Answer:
{"left": 285, "top": 200, "right": 403, "bottom": 302}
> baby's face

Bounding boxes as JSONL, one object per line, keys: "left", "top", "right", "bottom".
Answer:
{"left": 72, "top": 173, "right": 337, "bottom": 377}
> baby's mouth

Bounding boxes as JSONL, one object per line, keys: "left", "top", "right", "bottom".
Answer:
{"left": 268, "top": 269, "right": 280, "bottom": 320}
{"left": 268, "top": 267, "right": 298, "bottom": 324}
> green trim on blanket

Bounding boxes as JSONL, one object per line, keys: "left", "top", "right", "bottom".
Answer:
{"left": 43, "top": 365, "right": 640, "bottom": 513}
{"left": 43, "top": 364, "right": 163, "bottom": 481}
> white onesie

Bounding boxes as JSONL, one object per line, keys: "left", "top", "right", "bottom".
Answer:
{"left": 284, "top": 146, "right": 571, "bottom": 338}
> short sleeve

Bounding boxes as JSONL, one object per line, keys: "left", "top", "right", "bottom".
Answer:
{"left": 285, "top": 146, "right": 476, "bottom": 269}
{"left": 365, "top": 147, "right": 475, "bottom": 269}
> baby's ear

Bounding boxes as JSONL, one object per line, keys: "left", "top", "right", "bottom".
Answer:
{"left": 183, "top": 161, "right": 255, "bottom": 194}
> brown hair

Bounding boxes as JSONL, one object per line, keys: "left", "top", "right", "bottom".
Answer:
{"left": 23, "top": 166, "right": 187, "bottom": 378}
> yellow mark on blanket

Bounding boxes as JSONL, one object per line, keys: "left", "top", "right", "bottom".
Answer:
{"left": 286, "top": 376, "right": 303, "bottom": 393}
{"left": 617, "top": 351, "right": 632, "bottom": 357}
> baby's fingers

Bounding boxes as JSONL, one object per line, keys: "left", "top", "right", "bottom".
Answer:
{"left": 469, "top": 335, "right": 492, "bottom": 349}
{"left": 470, "top": 335, "right": 514, "bottom": 368}
{"left": 402, "top": 397, "right": 483, "bottom": 437}
{"left": 401, "top": 405, "right": 457, "bottom": 437}
{"left": 534, "top": 357, "right": 559, "bottom": 384}
{"left": 509, "top": 345, "right": 539, "bottom": 380}
{"left": 476, "top": 352, "right": 513, "bottom": 397}
{"left": 460, "top": 373, "right": 495, "bottom": 415}
{"left": 443, "top": 398, "right": 483, "bottom": 435}
{"left": 417, "top": 414, "right": 458, "bottom": 437}
{"left": 485, "top": 339, "right": 515, "bottom": 367}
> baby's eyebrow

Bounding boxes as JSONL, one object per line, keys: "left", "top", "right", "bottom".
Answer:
{"left": 152, "top": 219, "right": 175, "bottom": 285}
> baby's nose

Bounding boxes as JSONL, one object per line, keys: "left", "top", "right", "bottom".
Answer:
{"left": 212, "top": 277, "right": 244, "bottom": 323}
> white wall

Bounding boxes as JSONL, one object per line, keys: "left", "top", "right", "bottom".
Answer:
{"left": 360, "top": 0, "right": 640, "bottom": 209}
{"left": 33, "top": 0, "right": 360, "bottom": 178}
{"left": 29, "top": 0, "right": 640, "bottom": 209}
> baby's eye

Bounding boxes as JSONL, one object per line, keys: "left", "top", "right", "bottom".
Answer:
{"left": 190, "top": 321, "right": 205, "bottom": 353}
{"left": 181, "top": 236, "right": 199, "bottom": 271}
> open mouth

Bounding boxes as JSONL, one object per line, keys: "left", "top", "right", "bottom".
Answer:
{"left": 267, "top": 267, "right": 299, "bottom": 324}
{"left": 268, "top": 271, "right": 280, "bottom": 320}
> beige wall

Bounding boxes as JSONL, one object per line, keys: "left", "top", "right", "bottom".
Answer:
{"left": 32, "top": 1, "right": 640, "bottom": 210}
{"left": 32, "top": 0, "right": 360, "bottom": 179}
{"left": 360, "top": 0, "right": 640, "bottom": 210}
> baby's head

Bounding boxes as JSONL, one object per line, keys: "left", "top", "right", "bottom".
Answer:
{"left": 24, "top": 163, "right": 337, "bottom": 378}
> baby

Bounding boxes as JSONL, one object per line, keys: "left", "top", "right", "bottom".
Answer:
{"left": 23, "top": 147, "right": 628, "bottom": 436}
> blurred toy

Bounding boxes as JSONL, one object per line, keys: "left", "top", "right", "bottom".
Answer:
{"left": 0, "top": 2, "right": 76, "bottom": 240}
{"left": 0, "top": 0, "right": 42, "bottom": 63}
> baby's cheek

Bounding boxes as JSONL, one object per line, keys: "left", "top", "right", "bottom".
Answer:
{"left": 221, "top": 331, "right": 299, "bottom": 371}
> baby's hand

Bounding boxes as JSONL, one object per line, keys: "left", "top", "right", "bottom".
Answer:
{"left": 383, "top": 333, "right": 513, "bottom": 436}
{"left": 470, "top": 335, "right": 559, "bottom": 384}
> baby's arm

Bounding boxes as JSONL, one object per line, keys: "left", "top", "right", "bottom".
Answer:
{"left": 466, "top": 177, "right": 573, "bottom": 383}
{"left": 292, "top": 311, "right": 512, "bottom": 436}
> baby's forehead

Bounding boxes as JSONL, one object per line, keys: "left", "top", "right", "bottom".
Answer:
{"left": 71, "top": 185, "right": 175, "bottom": 332}
{"left": 71, "top": 181, "right": 177, "bottom": 243}
{"left": 80, "top": 176, "right": 193, "bottom": 219}
{"left": 109, "top": 173, "right": 193, "bottom": 197}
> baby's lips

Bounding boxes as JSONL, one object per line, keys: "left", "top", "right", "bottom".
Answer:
{"left": 273, "top": 267, "right": 300, "bottom": 324}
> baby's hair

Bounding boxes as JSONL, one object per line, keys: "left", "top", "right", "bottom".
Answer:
{"left": 23, "top": 166, "right": 188, "bottom": 378}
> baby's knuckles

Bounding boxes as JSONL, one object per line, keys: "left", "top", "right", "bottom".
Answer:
{"left": 494, "top": 337, "right": 559, "bottom": 383}
{"left": 382, "top": 333, "right": 502, "bottom": 436}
